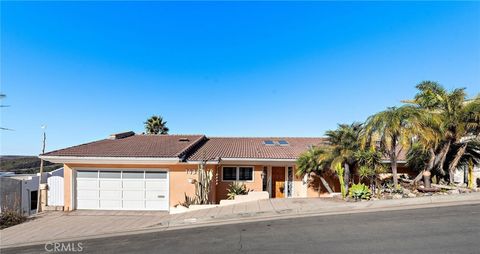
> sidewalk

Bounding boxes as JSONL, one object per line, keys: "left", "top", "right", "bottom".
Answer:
{"left": 2, "top": 192, "right": 480, "bottom": 248}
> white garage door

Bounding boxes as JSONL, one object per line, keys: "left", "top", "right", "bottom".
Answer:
{"left": 76, "top": 169, "right": 169, "bottom": 211}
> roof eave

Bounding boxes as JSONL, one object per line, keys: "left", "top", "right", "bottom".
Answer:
{"left": 39, "top": 155, "right": 181, "bottom": 165}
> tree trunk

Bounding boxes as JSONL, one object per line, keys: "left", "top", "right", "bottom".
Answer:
{"left": 344, "top": 163, "right": 350, "bottom": 194}
{"left": 415, "top": 148, "right": 436, "bottom": 184}
{"left": 448, "top": 143, "right": 467, "bottom": 184}
{"left": 319, "top": 176, "right": 334, "bottom": 194}
{"left": 390, "top": 140, "right": 398, "bottom": 187}
{"left": 423, "top": 171, "right": 432, "bottom": 189}
{"left": 435, "top": 140, "right": 451, "bottom": 176}
{"left": 413, "top": 170, "right": 424, "bottom": 183}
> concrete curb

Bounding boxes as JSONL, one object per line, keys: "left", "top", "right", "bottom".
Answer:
{"left": 2, "top": 193, "right": 480, "bottom": 249}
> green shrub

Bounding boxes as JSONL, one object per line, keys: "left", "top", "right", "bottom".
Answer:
{"left": 349, "top": 183, "right": 372, "bottom": 201}
{"left": 227, "top": 182, "right": 248, "bottom": 200}
{"left": 0, "top": 210, "right": 27, "bottom": 229}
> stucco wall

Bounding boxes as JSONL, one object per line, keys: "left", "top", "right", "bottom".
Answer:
{"left": 215, "top": 165, "right": 264, "bottom": 202}
{"left": 63, "top": 163, "right": 218, "bottom": 210}
{"left": 0, "top": 177, "right": 22, "bottom": 214}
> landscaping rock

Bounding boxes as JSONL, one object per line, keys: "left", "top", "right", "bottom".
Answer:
{"left": 393, "top": 194, "right": 403, "bottom": 199}
{"left": 448, "top": 189, "right": 460, "bottom": 195}
{"left": 407, "top": 193, "right": 416, "bottom": 198}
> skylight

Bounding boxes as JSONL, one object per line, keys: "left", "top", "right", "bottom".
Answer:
{"left": 263, "top": 140, "right": 275, "bottom": 145}
{"left": 278, "top": 140, "right": 289, "bottom": 146}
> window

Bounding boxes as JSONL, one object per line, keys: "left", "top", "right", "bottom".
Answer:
{"left": 222, "top": 166, "right": 254, "bottom": 181}
{"left": 239, "top": 167, "right": 253, "bottom": 181}
{"left": 99, "top": 171, "right": 121, "bottom": 178}
{"left": 123, "top": 171, "right": 144, "bottom": 179}
{"left": 263, "top": 140, "right": 274, "bottom": 145}
{"left": 222, "top": 167, "right": 237, "bottom": 181}
{"left": 77, "top": 171, "right": 98, "bottom": 178}
{"left": 278, "top": 140, "right": 289, "bottom": 146}
{"left": 146, "top": 172, "right": 167, "bottom": 179}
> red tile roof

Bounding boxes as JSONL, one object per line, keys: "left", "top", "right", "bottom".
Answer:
{"left": 42, "top": 135, "right": 206, "bottom": 158}
{"left": 188, "top": 137, "right": 329, "bottom": 161}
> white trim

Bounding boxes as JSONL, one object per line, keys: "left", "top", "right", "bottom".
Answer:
{"left": 71, "top": 168, "right": 75, "bottom": 210}
{"left": 221, "top": 166, "right": 255, "bottom": 182}
{"left": 286, "top": 166, "right": 294, "bottom": 198}
{"left": 40, "top": 156, "right": 180, "bottom": 164}
{"left": 185, "top": 161, "right": 219, "bottom": 165}
{"left": 267, "top": 166, "right": 272, "bottom": 198}
{"left": 221, "top": 158, "right": 297, "bottom": 162}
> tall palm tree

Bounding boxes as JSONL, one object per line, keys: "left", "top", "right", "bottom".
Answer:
{"left": 325, "top": 123, "right": 362, "bottom": 194}
{"left": 363, "top": 106, "right": 424, "bottom": 187}
{"left": 144, "top": 115, "right": 169, "bottom": 135}
{"left": 296, "top": 146, "right": 334, "bottom": 194}
{"left": 408, "top": 81, "right": 480, "bottom": 184}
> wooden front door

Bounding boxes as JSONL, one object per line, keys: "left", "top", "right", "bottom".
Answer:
{"left": 271, "top": 167, "right": 285, "bottom": 198}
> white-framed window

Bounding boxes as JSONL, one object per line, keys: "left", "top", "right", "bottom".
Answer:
{"left": 222, "top": 166, "right": 254, "bottom": 182}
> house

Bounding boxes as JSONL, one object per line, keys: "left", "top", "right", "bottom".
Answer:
{"left": 0, "top": 174, "right": 40, "bottom": 215}
{"left": 39, "top": 131, "right": 414, "bottom": 212}
{"left": 0, "top": 168, "right": 65, "bottom": 215}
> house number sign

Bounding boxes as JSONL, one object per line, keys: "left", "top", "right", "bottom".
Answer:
{"left": 186, "top": 169, "right": 197, "bottom": 175}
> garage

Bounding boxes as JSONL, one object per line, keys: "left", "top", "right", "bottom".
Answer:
{"left": 75, "top": 169, "right": 169, "bottom": 211}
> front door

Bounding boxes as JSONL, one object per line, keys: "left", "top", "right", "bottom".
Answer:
{"left": 271, "top": 167, "right": 285, "bottom": 198}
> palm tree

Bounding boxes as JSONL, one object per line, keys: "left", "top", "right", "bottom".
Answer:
{"left": 0, "top": 93, "right": 12, "bottom": 131}
{"left": 144, "top": 115, "right": 169, "bottom": 135}
{"left": 296, "top": 123, "right": 362, "bottom": 196}
{"left": 296, "top": 146, "right": 334, "bottom": 194}
{"left": 325, "top": 123, "right": 362, "bottom": 194}
{"left": 363, "top": 106, "right": 424, "bottom": 187}
{"left": 407, "top": 81, "right": 480, "bottom": 184}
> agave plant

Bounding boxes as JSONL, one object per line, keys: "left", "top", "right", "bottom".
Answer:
{"left": 226, "top": 182, "right": 248, "bottom": 200}
{"left": 348, "top": 183, "right": 372, "bottom": 201}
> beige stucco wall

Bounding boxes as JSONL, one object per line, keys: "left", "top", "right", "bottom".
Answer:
{"left": 215, "top": 165, "right": 264, "bottom": 202}
{"left": 63, "top": 163, "right": 218, "bottom": 210}
{"left": 63, "top": 162, "right": 312, "bottom": 211}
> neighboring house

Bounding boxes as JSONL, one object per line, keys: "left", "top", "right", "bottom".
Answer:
{"left": 39, "top": 132, "right": 415, "bottom": 212}
{"left": 0, "top": 168, "right": 64, "bottom": 215}
{"left": 0, "top": 174, "right": 40, "bottom": 215}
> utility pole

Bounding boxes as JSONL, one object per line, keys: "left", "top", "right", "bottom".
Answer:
{"left": 37, "top": 125, "right": 46, "bottom": 213}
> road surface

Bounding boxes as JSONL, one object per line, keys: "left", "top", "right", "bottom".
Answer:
{"left": 3, "top": 204, "right": 480, "bottom": 254}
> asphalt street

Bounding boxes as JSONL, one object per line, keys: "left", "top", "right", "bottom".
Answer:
{"left": 3, "top": 203, "right": 480, "bottom": 254}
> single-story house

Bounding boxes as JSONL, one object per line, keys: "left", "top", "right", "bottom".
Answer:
{"left": 39, "top": 131, "right": 412, "bottom": 212}
{"left": 0, "top": 174, "right": 40, "bottom": 215}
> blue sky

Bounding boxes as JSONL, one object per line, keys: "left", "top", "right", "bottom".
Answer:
{"left": 1, "top": 1, "right": 479, "bottom": 155}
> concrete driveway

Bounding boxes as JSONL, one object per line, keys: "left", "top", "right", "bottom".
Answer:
{"left": 0, "top": 210, "right": 170, "bottom": 248}
{"left": 1, "top": 193, "right": 479, "bottom": 248}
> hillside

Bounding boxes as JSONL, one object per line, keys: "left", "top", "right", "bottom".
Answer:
{"left": 0, "top": 155, "right": 62, "bottom": 174}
